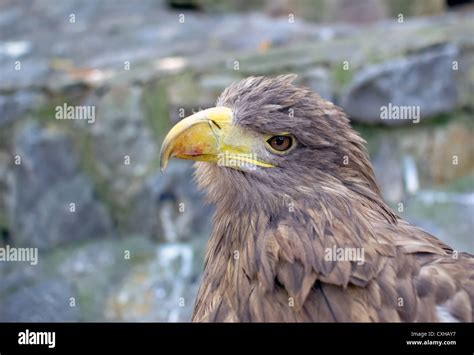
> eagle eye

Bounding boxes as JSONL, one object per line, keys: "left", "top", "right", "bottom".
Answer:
{"left": 266, "top": 135, "right": 293, "bottom": 153}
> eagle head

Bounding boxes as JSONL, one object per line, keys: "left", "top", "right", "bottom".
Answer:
{"left": 160, "top": 75, "right": 382, "bottom": 212}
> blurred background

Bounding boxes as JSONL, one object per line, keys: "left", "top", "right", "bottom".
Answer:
{"left": 0, "top": 0, "right": 473, "bottom": 322}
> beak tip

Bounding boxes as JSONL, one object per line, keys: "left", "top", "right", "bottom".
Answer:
{"left": 159, "top": 160, "right": 167, "bottom": 172}
{"left": 159, "top": 143, "right": 168, "bottom": 172}
{"left": 159, "top": 151, "right": 167, "bottom": 172}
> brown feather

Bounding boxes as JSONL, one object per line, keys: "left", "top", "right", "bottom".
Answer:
{"left": 190, "top": 75, "right": 474, "bottom": 322}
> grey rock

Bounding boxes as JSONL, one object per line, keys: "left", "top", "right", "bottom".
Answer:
{"left": 401, "top": 193, "right": 474, "bottom": 254}
{"left": 210, "top": 13, "right": 322, "bottom": 51}
{"left": 402, "top": 155, "right": 420, "bottom": 195}
{"left": 330, "top": 0, "right": 389, "bottom": 24}
{"left": 0, "top": 91, "right": 45, "bottom": 126}
{"left": 9, "top": 123, "right": 114, "bottom": 249}
{"left": 367, "top": 116, "right": 474, "bottom": 196}
{"left": 167, "top": 74, "right": 217, "bottom": 122}
{"left": 0, "top": 56, "right": 50, "bottom": 91}
{"left": 0, "top": 279, "right": 80, "bottom": 322}
{"left": 395, "top": 118, "right": 473, "bottom": 185}
{"left": 105, "top": 241, "right": 203, "bottom": 322}
{"left": 341, "top": 44, "right": 460, "bottom": 124}
{"left": 303, "top": 67, "right": 334, "bottom": 102}
{"left": 371, "top": 137, "right": 405, "bottom": 203}
{"left": 0, "top": 236, "right": 162, "bottom": 321}
{"left": 0, "top": 40, "right": 32, "bottom": 58}
{"left": 0, "top": 262, "right": 43, "bottom": 300}
{"left": 56, "top": 237, "right": 157, "bottom": 321}
{"left": 199, "top": 73, "right": 238, "bottom": 95}
{"left": 127, "top": 161, "right": 213, "bottom": 242}
{"left": 0, "top": 151, "right": 10, "bottom": 229}
{"left": 90, "top": 86, "right": 156, "bottom": 202}
{"left": 456, "top": 46, "right": 474, "bottom": 109}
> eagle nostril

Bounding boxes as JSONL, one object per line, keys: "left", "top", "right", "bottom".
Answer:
{"left": 210, "top": 120, "right": 221, "bottom": 130}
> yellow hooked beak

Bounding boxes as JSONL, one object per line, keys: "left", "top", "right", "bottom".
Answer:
{"left": 160, "top": 107, "right": 274, "bottom": 171}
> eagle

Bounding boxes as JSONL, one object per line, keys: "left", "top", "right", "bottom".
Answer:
{"left": 159, "top": 75, "right": 474, "bottom": 322}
